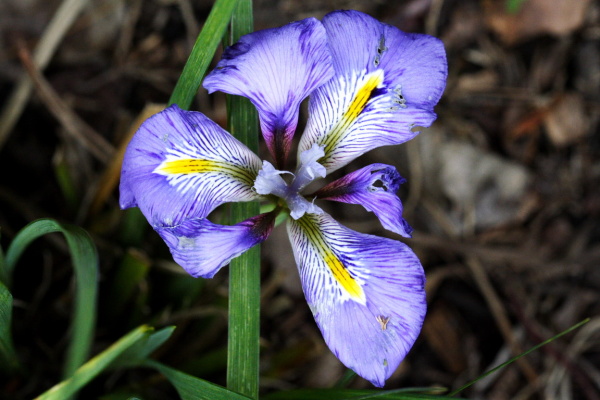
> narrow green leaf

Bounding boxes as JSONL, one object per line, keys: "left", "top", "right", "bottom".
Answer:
{"left": 449, "top": 318, "right": 590, "bottom": 396}
{"left": 168, "top": 0, "right": 239, "bottom": 109}
{"left": 144, "top": 360, "right": 252, "bottom": 400}
{"left": 262, "top": 388, "right": 451, "bottom": 400}
{"left": 35, "top": 325, "right": 154, "bottom": 400}
{"left": 110, "top": 326, "right": 176, "bottom": 369}
{"left": 4, "top": 218, "right": 98, "bottom": 378}
{"left": 225, "top": 1, "right": 261, "bottom": 399}
{"left": 0, "top": 281, "right": 20, "bottom": 373}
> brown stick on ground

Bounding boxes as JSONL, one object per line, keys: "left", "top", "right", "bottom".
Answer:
{"left": 16, "top": 39, "right": 114, "bottom": 164}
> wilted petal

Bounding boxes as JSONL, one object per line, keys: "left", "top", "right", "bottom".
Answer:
{"left": 287, "top": 213, "right": 426, "bottom": 387}
{"left": 313, "top": 163, "right": 412, "bottom": 237}
{"left": 156, "top": 212, "right": 275, "bottom": 278}
{"left": 120, "top": 105, "right": 262, "bottom": 227}
{"left": 298, "top": 10, "right": 447, "bottom": 173}
{"left": 203, "top": 18, "right": 334, "bottom": 167}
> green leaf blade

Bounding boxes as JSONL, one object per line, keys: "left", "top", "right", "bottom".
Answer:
{"left": 35, "top": 326, "right": 154, "bottom": 400}
{"left": 224, "top": 1, "right": 261, "bottom": 399}
{"left": 145, "top": 360, "right": 252, "bottom": 400}
{"left": 4, "top": 218, "right": 99, "bottom": 378}
{"left": 168, "top": 0, "right": 239, "bottom": 109}
{"left": 0, "top": 281, "right": 20, "bottom": 373}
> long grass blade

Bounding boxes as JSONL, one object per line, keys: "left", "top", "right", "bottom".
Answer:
{"left": 145, "top": 359, "right": 252, "bottom": 400}
{"left": 449, "top": 318, "right": 590, "bottom": 396}
{"left": 0, "top": 282, "right": 20, "bottom": 373}
{"left": 168, "top": 0, "right": 239, "bottom": 109}
{"left": 263, "top": 388, "right": 450, "bottom": 400}
{"left": 224, "top": 1, "right": 261, "bottom": 399}
{"left": 34, "top": 325, "right": 154, "bottom": 400}
{"left": 4, "top": 219, "right": 99, "bottom": 378}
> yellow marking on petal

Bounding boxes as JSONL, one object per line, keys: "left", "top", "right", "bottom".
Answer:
{"left": 155, "top": 158, "right": 255, "bottom": 185}
{"left": 322, "top": 69, "right": 385, "bottom": 157}
{"left": 323, "top": 251, "right": 365, "bottom": 301}
{"left": 157, "top": 159, "right": 221, "bottom": 174}
{"left": 298, "top": 216, "right": 366, "bottom": 303}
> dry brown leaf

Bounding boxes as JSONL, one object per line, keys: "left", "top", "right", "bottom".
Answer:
{"left": 543, "top": 92, "right": 589, "bottom": 147}
{"left": 485, "top": 0, "right": 592, "bottom": 45}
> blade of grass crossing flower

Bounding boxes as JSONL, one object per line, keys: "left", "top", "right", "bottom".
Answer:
{"left": 449, "top": 318, "right": 590, "bottom": 396}
{"left": 145, "top": 359, "right": 252, "bottom": 400}
{"left": 35, "top": 325, "right": 153, "bottom": 400}
{"left": 168, "top": 0, "right": 238, "bottom": 109}
{"left": 225, "top": 1, "right": 261, "bottom": 398}
{"left": 4, "top": 218, "right": 98, "bottom": 378}
{"left": 0, "top": 282, "right": 21, "bottom": 373}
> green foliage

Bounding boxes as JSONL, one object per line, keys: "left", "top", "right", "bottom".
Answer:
{"left": 145, "top": 360, "right": 252, "bottom": 400}
{"left": 35, "top": 325, "right": 155, "bottom": 399}
{"left": 168, "top": 0, "right": 239, "bottom": 109}
{"left": 2, "top": 218, "right": 98, "bottom": 378}
{"left": 0, "top": 281, "right": 19, "bottom": 373}
{"left": 225, "top": 1, "right": 262, "bottom": 399}
{"left": 263, "top": 388, "right": 450, "bottom": 400}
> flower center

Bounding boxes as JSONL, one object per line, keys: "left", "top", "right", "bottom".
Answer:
{"left": 254, "top": 144, "right": 326, "bottom": 219}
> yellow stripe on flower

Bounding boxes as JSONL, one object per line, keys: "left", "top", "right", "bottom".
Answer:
{"left": 322, "top": 69, "right": 385, "bottom": 156}
{"left": 155, "top": 158, "right": 255, "bottom": 185}
{"left": 323, "top": 251, "right": 365, "bottom": 301}
{"left": 157, "top": 159, "right": 221, "bottom": 174}
{"left": 299, "top": 215, "right": 366, "bottom": 303}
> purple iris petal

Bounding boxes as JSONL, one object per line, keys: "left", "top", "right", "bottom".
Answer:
{"left": 203, "top": 17, "right": 334, "bottom": 167}
{"left": 298, "top": 10, "right": 447, "bottom": 173}
{"left": 119, "top": 105, "right": 262, "bottom": 228}
{"left": 156, "top": 212, "right": 276, "bottom": 278}
{"left": 287, "top": 213, "right": 426, "bottom": 387}
{"left": 313, "top": 163, "right": 413, "bottom": 237}
{"left": 323, "top": 10, "right": 447, "bottom": 108}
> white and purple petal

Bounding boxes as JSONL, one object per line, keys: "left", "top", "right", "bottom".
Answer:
{"left": 120, "top": 105, "right": 262, "bottom": 227}
{"left": 298, "top": 10, "right": 447, "bottom": 173}
{"left": 287, "top": 212, "right": 426, "bottom": 387}
{"left": 203, "top": 18, "right": 334, "bottom": 167}
{"left": 313, "top": 163, "right": 413, "bottom": 237}
{"left": 156, "top": 212, "right": 276, "bottom": 278}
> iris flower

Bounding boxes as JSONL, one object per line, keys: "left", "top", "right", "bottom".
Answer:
{"left": 120, "top": 10, "right": 447, "bottom": 387}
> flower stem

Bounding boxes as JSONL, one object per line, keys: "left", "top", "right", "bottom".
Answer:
{"left": 226, "top": 1, "right": 260, "bottom": 399}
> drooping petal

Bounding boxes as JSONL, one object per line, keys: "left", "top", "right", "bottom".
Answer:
{"left": 287, "top": 212, "right": 426, "bottom": 387}
{"left": 313, "top": 163, "right": 413, "bottom": 237}
{"left": 156, "top": 212, "right": 275, "bottom": 278}
{"left": 298, "top": 10, "right": 447, "bottom": 173}
{"left": 203, "top": 18, "right": 334, "bottom": 167}
{"left": 120, "top": 105, "right": 262, "bottom": 227}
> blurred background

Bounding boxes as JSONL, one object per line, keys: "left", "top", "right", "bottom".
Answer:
{"left": 1, "top": 0, "right": 599, "bottom": 399}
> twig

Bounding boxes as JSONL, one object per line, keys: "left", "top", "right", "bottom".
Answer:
{"left": 466, "top": 256, "right": 539, "bottom": 384}
{"left": 16, "top": 40, "right": 114, "bottom": 164}
{"left": 0, "top": 0, "right": 90, "bottom": 150}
